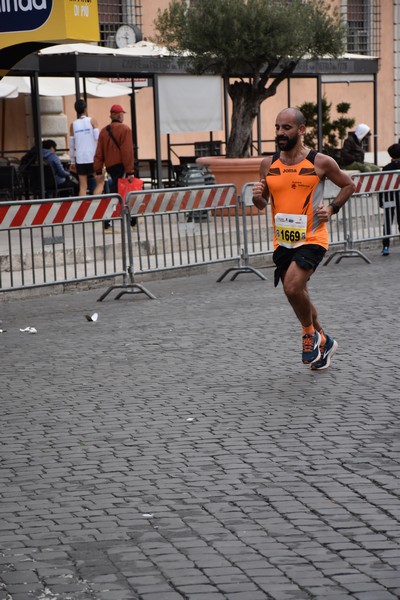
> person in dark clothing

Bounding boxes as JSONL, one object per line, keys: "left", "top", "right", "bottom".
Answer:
{"left": 42, "top": 140, "right": 78, "bottom": 195}
{"left": 19, "top": 146, "right": 38, "bottom": 197}
{"left": 379, "top": 143, "right": 400, "bottom": 256}
{"left": 19, "top": 146, "right": 37, "bottom": 172}
{"left": 340, "top": 123, "right": 380, "bottom": 172}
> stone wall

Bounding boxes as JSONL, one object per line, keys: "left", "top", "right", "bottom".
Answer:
{"left": 25, "top": 96, "right": 68, "bottom": 155}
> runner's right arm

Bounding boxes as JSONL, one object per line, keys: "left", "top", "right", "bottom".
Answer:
{"left": 252, "top": 156, "right": 272, "bottom": 210}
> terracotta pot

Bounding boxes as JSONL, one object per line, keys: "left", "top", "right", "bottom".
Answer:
{"left": 196, "top": 155, "right": 265, "bottom": 215}
{"left": 196, "top": 155, "right": 264, "bottom": 192}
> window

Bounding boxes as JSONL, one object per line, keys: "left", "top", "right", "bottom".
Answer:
{"left": 98, "top": 0, "right": 143, "bottom": 47}
{"left": 342, "top": 0, "right": 381, "bottom": 56}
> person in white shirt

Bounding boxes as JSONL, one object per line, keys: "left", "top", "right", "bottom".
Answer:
{"left": 69, "top": 99, "right": 102, "bottom": 196}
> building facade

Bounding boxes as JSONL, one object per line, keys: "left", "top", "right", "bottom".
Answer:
{"left": 0, "top": 0, "right": 399, "bottom": 166}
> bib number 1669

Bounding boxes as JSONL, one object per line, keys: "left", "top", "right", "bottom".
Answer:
{"left": 277, "top": 228, "right": 303, "bottom": 243}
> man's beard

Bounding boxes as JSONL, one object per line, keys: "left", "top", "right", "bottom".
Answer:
{"left": 276, "top": 133, "right": 299, "bottom": 151}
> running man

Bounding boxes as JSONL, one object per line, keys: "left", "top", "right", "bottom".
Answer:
{"left": 252, "top": 108, "right": 355, "bottom": 370}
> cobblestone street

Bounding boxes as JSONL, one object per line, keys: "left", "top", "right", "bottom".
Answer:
{"left": 1, "top": 249, "right": 400, "bottom": 600}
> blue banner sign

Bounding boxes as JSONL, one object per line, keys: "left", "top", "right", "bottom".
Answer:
{"left": 0, "top": 0, "right": 53, "bottom": 33}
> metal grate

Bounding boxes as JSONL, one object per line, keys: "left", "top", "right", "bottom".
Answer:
{"left": 97, "top": 0, "right": 143, "bottom": 47}
{"left": 341, "top": 0, "right": 381, "bottom": 56}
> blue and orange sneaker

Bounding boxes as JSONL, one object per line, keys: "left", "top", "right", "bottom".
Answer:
{"left": 302, "top": 330, "right": 321, "bottom": 364}
{"left": 311, "top": 334, "right": 338, "bottom": 370}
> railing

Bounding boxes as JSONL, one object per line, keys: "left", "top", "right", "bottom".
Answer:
{"left": 1, "top": 173, "right": 399, "bottom": 299}
{"left": 0, "top": 194, "right": 126, "bottom": 292}
{"left": 98, "top": 184, "right": 249, "bottom": 300}
{"left": 324, "top": 170, "right": 400, "bottom": 264}
{"left": 239, "top": 170, "right": 400, "bottom": 267}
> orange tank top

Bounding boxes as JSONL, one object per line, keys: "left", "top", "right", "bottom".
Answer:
{"left": 266, "top": 150, "right": 328, "bottom": 250}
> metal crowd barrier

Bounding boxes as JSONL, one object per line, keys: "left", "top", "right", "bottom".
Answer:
{"left": 240, "top": 170, "right": 400, "bottom": 268}
{"left": 1, "top": 172, "right": 399, "bottom": 299}
{"left": 0, "top": 193, "right": 126, "bottom": 293}
{"left": 240, "top": 182, "right": 274, "bottom": 265}
{"left": 239, "top": 179, "right": 368, "bottom": 266}
{"left": 324, "top": 170, "right": 400, "bottom": 264}
{"left": 99, "top": 184, "right": 246, "bottom": 300}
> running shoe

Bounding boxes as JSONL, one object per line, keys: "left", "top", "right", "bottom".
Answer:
{"left": 382, "top": 246, "right": 390, "bottom": 256}
{"left": 302, "top": 330, "right": 321, "bottom": 364}
{"left": 311, "top": 334, "right": 338, "bottom": 370}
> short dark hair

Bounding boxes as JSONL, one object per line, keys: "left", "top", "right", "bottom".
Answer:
{"left": 388, "top": 143, "right": 400, "bottom": 159}
{"left": 74, "top": 98, "right": 86, "bottom": 115}
{"left": 42, "top": 139, "right": 57, "bottom": 150}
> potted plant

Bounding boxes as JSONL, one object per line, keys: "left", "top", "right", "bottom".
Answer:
{"left": 153, "top": 0, "right": 345, "bottom": 189}
{"left": 299, "top": 98, "right": 355, "bottom": 165}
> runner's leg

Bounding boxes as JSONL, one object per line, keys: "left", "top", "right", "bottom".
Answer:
{"left": 281, "top": 263, "right": 323, "bottom": 363}
{"left": 281, "top": 261, "right": 321, "bottom": 329}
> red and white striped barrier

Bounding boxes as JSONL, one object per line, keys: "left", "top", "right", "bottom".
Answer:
{"left": 126, "top": 185, "right": 237, "bottom": 216}
{"left": 0, "top": 195, "right": 122, "bottom": 230}
{"left": 352, "top": 171, "right": 400, "bottom": 194}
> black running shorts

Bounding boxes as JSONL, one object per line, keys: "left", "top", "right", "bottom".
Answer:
{"left": 76, "top": 163, "right": 94, "bottom": 176}
{"left": 273, "top": 244, "right": 327, "bottom": 287}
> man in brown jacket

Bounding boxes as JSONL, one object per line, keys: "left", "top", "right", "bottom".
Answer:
{"left": 94, "top": 104, "right": 136, "bottom": 228}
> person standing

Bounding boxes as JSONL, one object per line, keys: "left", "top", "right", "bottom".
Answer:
{"left": 93, "top": 104, "right": 136, "bottom": 229}
{"left": 252, "top": 108, "right": 355, "bottom": 370}
{"left": 379, "top": 143, "right": 400, "bottom": 256}
{"left": 69, "top": 98, "right": 100, "bottom": 196}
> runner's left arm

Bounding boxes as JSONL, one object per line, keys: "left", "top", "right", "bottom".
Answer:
{"left": 316, "top": 154, "right": 356, "bottom": 221}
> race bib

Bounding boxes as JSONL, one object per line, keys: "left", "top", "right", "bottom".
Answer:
{"left": 275, "top": 213, "right": 307, "bottom": 248}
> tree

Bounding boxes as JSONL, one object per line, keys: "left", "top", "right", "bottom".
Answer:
{"left": 299, "top": 98, "right": 355, "bottom": 162}
{"left": 154, "top": 0, "right": 346, "bottom": 158}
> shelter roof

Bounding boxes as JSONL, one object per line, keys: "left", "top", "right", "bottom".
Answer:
{"left": 0, "top": 75, "right": 131, "bottom": 98}
{"left": 7, "top": 43, "right": 379, "bottom": 79}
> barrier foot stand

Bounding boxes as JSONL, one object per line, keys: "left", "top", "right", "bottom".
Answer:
{"left": 324, "top": 249, "right": 371, "bottom": 266}
{"left": 97, "top": 281, "right": 156, "bottom": 302}
{"left": 217, "top": 265, "right": 267, "bottom": 282}
{"left": 97, "top": 283, "right": 156, "bottom": 302}
{"left": 115, "top": 283, "right": 156, "bottom": 300}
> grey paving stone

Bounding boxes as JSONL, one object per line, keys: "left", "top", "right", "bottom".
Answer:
{"left": 313, "top": 594, "right": 352, "bottom": 599}
{"left": 180, "top": 595, "right": 225, "bottom": 600}
{"left": 353, "top": 593, "right": 400, "bottom": 600}
{"left": 0, "top": 571, "right": 40, "bottom": 584}
{"left": 214, "top": 582, "right": 264, "bottom": 593}
{"left": 0, "top": 583, "right": 43, "bottom": 595}
{"left": 139, "top": 593, "right": 184, "bottom": 600}
{"left": 96, "top": 591, "right": 137, "bottom": 600}
{"left": 219, "top": 594, "right": 267, "bottom": 600}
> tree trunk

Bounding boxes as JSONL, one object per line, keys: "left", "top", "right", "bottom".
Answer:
{"left": 226, "top": 80, "right": 268, "bottom": 158}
